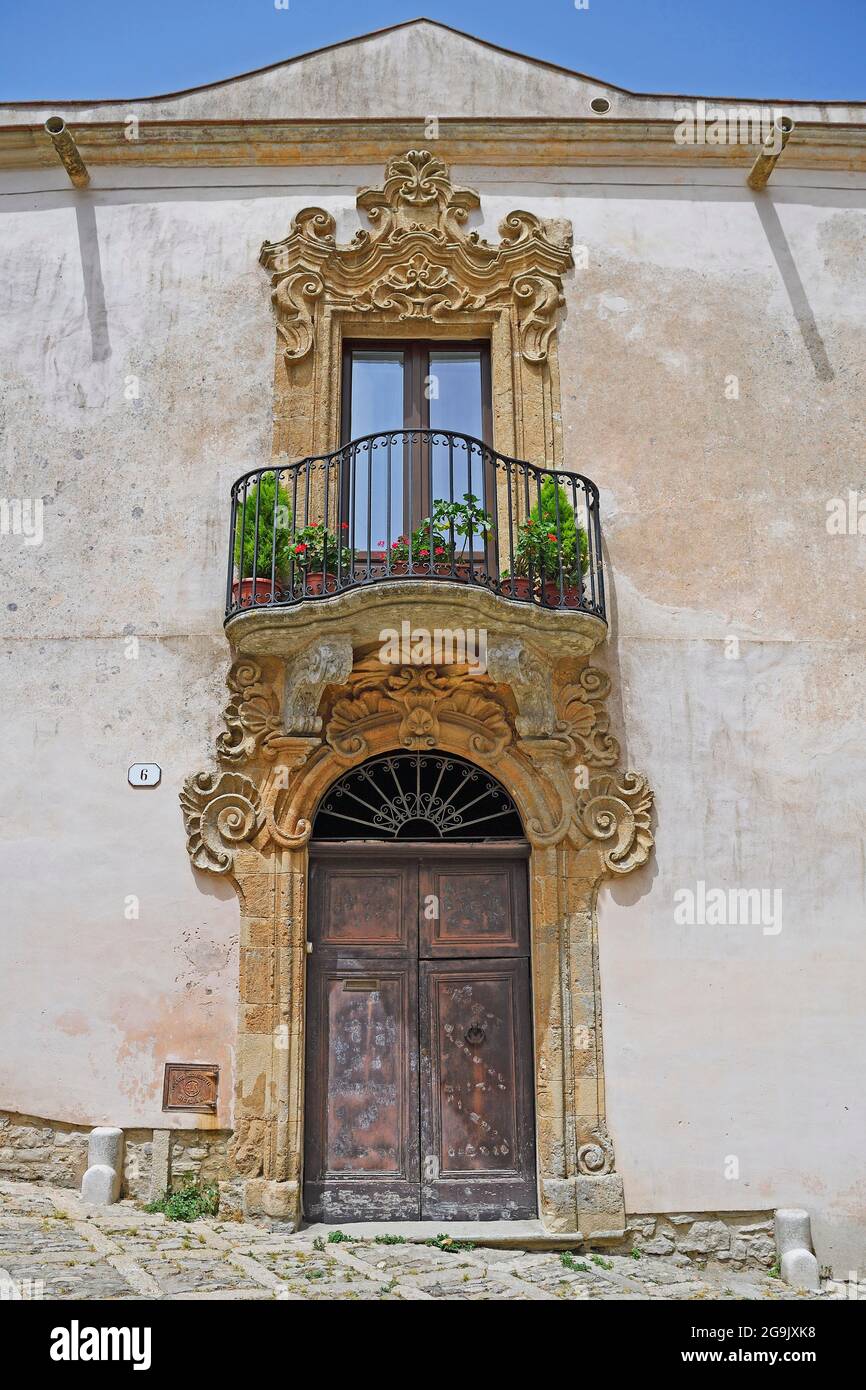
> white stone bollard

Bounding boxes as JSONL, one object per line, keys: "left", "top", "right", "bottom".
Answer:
{"left": 774, "top": 1208, "right": 820, "bottom": 1291}
{"left": 81, "top": 1127, "right": 124, "bottom": 1206}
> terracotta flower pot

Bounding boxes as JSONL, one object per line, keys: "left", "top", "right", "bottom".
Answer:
{"left": 540, "top": 580, "right": 564, "bottom": 606}
{"left": 562, "top": 583, "right": 583, "bottom": 608}
{"left": 302, "top": 570, "right": 337, "bottom": 595}
{"left": 232, "top": 577, "right": 280, "bottom": 607}
{"left": 501, "top": 575, "right": 533, "bottom": 601}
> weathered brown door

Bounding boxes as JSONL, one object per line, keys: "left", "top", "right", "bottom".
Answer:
{"left": 304, "top": 844, "right": 535, "bottom": 1222}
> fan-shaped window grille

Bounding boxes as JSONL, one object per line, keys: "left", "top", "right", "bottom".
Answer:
{"left": 312, "top": 751, "right": 523, "bottom": 841}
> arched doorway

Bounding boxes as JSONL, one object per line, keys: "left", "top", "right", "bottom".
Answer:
{"left": 303, "top": 751, "right": 537, "bottom": 1222}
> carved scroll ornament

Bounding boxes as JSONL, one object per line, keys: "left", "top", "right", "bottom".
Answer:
{"left": 260, "top": 149, "right": 573, "bottom": 365}
{"left": 182, "top": 647, "right": 653, "bottom": 884}
{"left": 180, "top": 771, "right": 262, "bottom": 875}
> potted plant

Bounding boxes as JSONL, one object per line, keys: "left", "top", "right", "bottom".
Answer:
{"left": 291, "top": 521, "right": 352, "bottom": 595}
{"left": 232, "top": 473, "right": 293, "bottom": 606}
{"left": 431, "top": 493, "right": 494, "bottom": 579}
{"left": 501, "top": 516, "right": 551, "bottom": 601}
{"left": 531, "top": 479, "right": 589, "bottom": 607}
{"left": 386, "top": 521, "right": 452, "bottom": 573}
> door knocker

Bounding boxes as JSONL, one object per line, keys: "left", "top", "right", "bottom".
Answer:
{"left": 465, "top": 1023, "right": 486, "bottom": 1046}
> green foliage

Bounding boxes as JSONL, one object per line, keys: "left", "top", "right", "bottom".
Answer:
{"left": 387, "top": 495, "right": 492, "bottom": 565}
{"left": 373, "top": 1233, "right": 407, "bottom": 1245}
{"left": 424, "top": 1233, "right": 475, "bottom": 1252}
{"left": 388, "top": 519, "right": 451, "bottom": 565}
{"left": 145, "top": 1178, "right": 219, "bottom": 1223}
{"left": 590, "top": 1253, "right": 613, "bottom": 1270}
{"left": 234, "top": 473, "right": 293, "bottom": 582}
{"left": 326, "top": 1229, "right": 351, "bottom": 1243}
{"left": 525, "top": 478, "right": 589, "bottom": 581}
{"left": 432, "top": 493, "right": 494, "bottom": 558}
{"left": 291, "top": 521, "right": 352, "bottom": 572}
{"left": 511, "top": 516, "right": 557, "bottom": 577}
{"left": 560, "top": 1251, "right": 589, "bottom": 1272}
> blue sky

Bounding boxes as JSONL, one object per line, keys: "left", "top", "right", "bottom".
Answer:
{"left": 1, "top": 0, "right": 863, "bottom": 102}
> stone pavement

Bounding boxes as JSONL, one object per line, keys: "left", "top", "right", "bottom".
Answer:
{"left": 0, "top": 1180, "right": 826, "bottom": 1302}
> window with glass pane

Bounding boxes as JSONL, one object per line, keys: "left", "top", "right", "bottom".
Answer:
{"left": 342, "top": 340, "right": 491, "bottom": 555}
{"left": 346, "top": 350, "right": 405, "bottom": 556}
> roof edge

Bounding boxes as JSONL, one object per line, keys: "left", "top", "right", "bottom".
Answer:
{"left": 1, "top": 17, "right": 863, "bottom": 110}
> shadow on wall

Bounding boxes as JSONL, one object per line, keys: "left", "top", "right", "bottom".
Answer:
{"left": 752, "top": 194, "right": 835, "bottom": 383}
{"left": 75, "top": 201, "right": 111, "bottom": 364}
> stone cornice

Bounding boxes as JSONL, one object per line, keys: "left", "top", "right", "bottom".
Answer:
{"left": 3, "top": 117, "right": 866, "bottom": 173}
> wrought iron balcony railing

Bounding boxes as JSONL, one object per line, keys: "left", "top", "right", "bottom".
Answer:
{"left": 226, "top": 429, "right": 606, "bottom": 623}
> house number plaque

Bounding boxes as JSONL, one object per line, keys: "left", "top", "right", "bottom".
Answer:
{"left": 128, "top": 763, "right": 161, "bottom": 787}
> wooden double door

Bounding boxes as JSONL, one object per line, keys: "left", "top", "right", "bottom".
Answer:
{"left": 303, "top": 843, "right": 536, "bottom": 1222}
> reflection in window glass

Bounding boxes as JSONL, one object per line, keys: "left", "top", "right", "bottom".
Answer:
{"left": 429, "top": 351, "right": 484, "bottom": 507}
{"left": 349, "top": 352, "right": 404, "bottom": 552}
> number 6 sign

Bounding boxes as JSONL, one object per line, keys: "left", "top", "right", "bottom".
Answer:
{"left": 128, "top": 763, "right": 161, "bottom": 787}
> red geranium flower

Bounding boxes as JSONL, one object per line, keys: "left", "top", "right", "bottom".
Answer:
{"left": 294, "top": 542, "right": 307, "bottom": 553}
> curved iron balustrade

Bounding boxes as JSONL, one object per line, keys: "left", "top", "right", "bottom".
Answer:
{"left": 225, "top": 429, "right": 606, "bottom": 622}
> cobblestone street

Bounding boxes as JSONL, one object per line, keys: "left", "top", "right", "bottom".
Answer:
{"left": 0, "top": 1181, "right": 828, "bottom": 1302}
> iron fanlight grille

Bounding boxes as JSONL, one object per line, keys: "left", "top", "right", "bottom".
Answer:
{"left": 312, "top": 751, "right": 523, "bottom": 841}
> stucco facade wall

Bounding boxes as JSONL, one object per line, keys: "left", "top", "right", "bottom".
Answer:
{"left": 0, "top": 161, "right": 863, "bottom": 1264}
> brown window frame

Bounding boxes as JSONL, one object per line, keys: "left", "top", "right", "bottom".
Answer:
{"left": 340, "top": 338, "right": 493, "bottom": 445}
{"left": 340, "top": 339, "right": 494, "bottom": 540}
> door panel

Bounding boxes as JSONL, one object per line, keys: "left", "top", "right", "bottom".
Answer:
{"left": 304, "top": 847, "right": 535, "bottom": 1223}
{"left": 420, "top": 857, "right": 529, "bottom": 957}
{"left": 304, "top": 957, "right": 420, "bottom": 1221}
{"left": 310, "top": 858, "right": 415, "bottom": 953}
{"left": 420, "top": 959, "right": 536, "bottom": 1219}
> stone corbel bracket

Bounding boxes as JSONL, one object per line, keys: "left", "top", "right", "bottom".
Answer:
{"left": 282, "top": 637, "right": 354, "bottom": 736}
{"left": 485, "top": 637, "right": 654, "bottom": 875}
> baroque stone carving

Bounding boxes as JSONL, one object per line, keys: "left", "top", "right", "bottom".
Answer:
{"left": 487, "top": 637, "right": 556, "bottom": 738}
{"left": 575, "top": 772, "right": 654, "bottom": 874}
{"left": 577, "top": 1122, "right": 616, "bottom": 1176}
{"left": 182, "top": 644, "right": 653, "bottom": 1230}
{"left": 283, "top": 638, "right": 353, "bottom": 736}
{"left": 326, "top": 663, "right": 512, "bottom": 760}
{"left": 217, "top": 659, "right": 284, "bottom": 764}
{"left": 260, "top": 149, "right": 573, "bottom": 366}
{"left": 557, "top": 667, "right": 620, "bottom": 768}
{"left": 180, "top": 771, "right": 262, "bottom": 875}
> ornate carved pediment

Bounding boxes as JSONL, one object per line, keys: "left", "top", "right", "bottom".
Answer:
{"left": 326, "top": 661, "right": 511, "bottom": 760}
{"left": 260, "top": 149, "right": 573, "bottom": 364}
{"left": 182, "top": 647, "right": 653, "bottom": 884}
